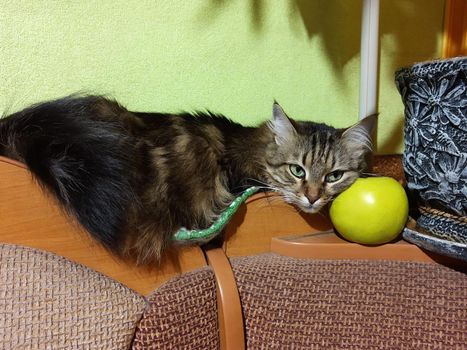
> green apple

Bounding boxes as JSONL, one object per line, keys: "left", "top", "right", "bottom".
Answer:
{"left": 329, "top": 177, "right": 409, "bottom": 245}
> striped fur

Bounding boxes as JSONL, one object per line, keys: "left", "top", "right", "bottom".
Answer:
{"left": 0, "top": 96, "right": 376, "bottom": 264}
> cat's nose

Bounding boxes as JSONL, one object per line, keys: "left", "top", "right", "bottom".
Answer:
{"left": 305, "top": 187, "right": 320, "bottom": 204}
{"left": 306, "top": 195, "right": 319, "bottom": 205}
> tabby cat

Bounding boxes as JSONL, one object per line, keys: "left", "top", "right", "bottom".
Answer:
{"left": 0, "top": 95, "right": 376, "bottom": 263}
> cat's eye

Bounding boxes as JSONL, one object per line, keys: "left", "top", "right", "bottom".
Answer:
{"left": 325, "top": 170, "right": 344, "bottom": 183}
{"left": 289, "top": 164, "right": 306, "bottom": 179}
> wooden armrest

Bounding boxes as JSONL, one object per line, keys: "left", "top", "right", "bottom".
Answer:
{"left": 204, "top": 247, "right": 245, "bottom": 350}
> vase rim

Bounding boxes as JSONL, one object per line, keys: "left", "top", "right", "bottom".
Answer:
{"left": 395, "top": 56, "right": 466, "bottom": 78}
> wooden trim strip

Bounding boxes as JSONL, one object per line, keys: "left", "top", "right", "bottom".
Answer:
{"left": 442, "top": 0, "right": 467, "bottom": 57}
{"left": 204, "top": 247, "right": 245, "bottom": 350}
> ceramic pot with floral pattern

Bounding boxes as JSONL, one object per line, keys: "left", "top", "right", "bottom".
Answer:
{"left": 395, "top": 57, "right": 466, "bottom": 243}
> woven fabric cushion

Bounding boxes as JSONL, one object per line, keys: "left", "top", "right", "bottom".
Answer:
{"left": 0, "top": 243, "right": 147, "bottom": 349}
{"left": 132, "top": 267, "right": 219, "bottom": 350}
{"left": 231, "top": 253, "right": 467, "bottom": 350}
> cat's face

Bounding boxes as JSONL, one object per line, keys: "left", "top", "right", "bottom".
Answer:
{"left": 263, "top": 103, "right": 376, "bottom": 213}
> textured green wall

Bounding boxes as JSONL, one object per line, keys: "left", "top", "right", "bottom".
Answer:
{"left": 1, "top": 0, "right": 444, "bottom": 153}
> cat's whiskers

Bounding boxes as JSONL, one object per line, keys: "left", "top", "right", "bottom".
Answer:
{"left": 362, "top": 172, "right": 378, "bottom": 177}
{"left": 257, "top": 196, "right": 289, "bottom": 210}
{"left": 258, "top": 190, "right": 284, "bottom": 208}
{"left": 244, "top": 178, "right": 275, "bottom": 189}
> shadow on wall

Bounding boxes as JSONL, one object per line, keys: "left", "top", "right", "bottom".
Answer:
{"left": 201, "top": 0, "right": 442, "bottom": 77}
{"left": 201, "top": 0, "right": 443, "bottom": 154}
{"left": 378, "top": 117, "right": 405, "bottom": 153}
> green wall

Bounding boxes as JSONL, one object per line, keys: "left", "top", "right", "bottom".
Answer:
{"left": 1, "top": 0, "right": 444, "bottom": 153}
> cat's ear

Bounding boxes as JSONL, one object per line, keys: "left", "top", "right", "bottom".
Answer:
{"left": 340, "top": 114, "right": 378, "bottom": 152}
{"left": 268, "top": 102, "right": 297, "bottom": 146}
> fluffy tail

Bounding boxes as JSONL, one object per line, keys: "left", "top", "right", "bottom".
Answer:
{"left": 0, "top": 95, "right": 138, "bottom": 253}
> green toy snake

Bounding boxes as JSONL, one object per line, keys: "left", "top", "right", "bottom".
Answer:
{"left": 173, "top": 186, "right": 259, "bottom": 242}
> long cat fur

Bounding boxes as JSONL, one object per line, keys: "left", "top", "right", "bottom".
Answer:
{"left": 0, "top": 95, "right": 376, "bottom": 264}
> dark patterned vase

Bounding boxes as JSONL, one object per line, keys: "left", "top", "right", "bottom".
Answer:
{"left": 395, "top": 57, "right": 467, "bottom": 244}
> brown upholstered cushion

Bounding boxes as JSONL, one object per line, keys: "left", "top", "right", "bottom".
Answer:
{"left": 231, "top": 253, "right": 467, "bottom": 350}
{"left": 0, "top": 243, "right": 147, "bottom": 349}
{"left": 132, "top": 267, "right": 219, "bottom": 350}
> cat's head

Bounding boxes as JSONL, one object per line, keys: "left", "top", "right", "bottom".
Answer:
{"left": 263, "top": 103, "right": 377, "bottom": 213}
